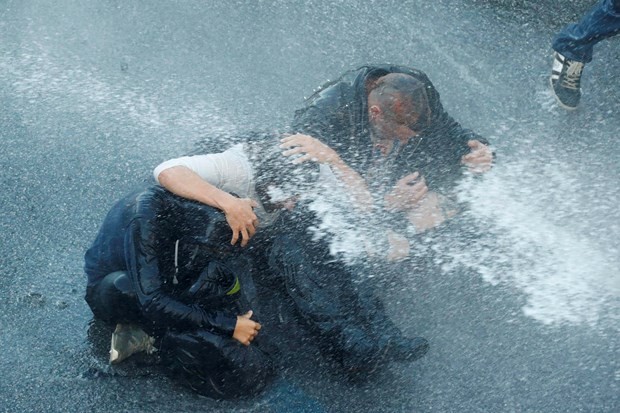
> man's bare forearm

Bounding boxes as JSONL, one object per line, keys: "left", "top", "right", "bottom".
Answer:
{"left": 329, "top": 157, "right": 374, "bottom": 213}
{"left": 157, "top": 165, "right": 236, "bottom": 212}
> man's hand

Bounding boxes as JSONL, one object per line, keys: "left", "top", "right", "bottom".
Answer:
{"left": 221, "top": 196, "right": 259, "bottom": 247}
{"left": 386, "top": 229, "right": 410, "bottom": 262}
{"left": 405, "top": 192, "right": 455, "bottom": 232}
{"left": 233, "top": 310, "right": 261, "bottom": 346}
{"left": 461, "top": 140, "right": 493, "bottom": 173}
{"left": 280, "top": 134, "right": 340, "bottom": 165}
{"left": 281, "top": 133, "right": 376, "bottom": 212}
{"left": 384, "top": 172, "right": 429, "bottom": 212}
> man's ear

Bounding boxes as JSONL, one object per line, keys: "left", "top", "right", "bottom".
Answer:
{"left": 368, "top": 105, "right": 381, "bottom": 120}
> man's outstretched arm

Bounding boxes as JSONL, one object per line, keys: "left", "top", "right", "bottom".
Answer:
{"left": 280, "top": 133, "right": 374, "bottom": 212}
{"left": 155, "top": 160, "right": 258, "bottom": 247}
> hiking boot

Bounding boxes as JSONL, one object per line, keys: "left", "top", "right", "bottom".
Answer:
{"left": 550, "top": 52, "right": 584, "bottom": 110}
{"left": 385, "top": 335, "right": 429, "bottom": 362}
{"left": 109, "top": 323, "right": 156, "bottom": 364}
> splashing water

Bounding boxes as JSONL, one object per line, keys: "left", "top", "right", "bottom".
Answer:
{"left": 451, "top": 161, "right": 620, "bottom": 326}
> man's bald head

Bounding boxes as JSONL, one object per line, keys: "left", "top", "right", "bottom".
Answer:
{"left": 367, "top": 73, "right": 431, "bottom": 133}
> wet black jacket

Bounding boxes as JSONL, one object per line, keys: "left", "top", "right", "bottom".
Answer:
{"left": 84, "top": 186, "right": 242, "bottom": 336}
{"left": 292, "top": 64, "right": 489, "bottom": 193}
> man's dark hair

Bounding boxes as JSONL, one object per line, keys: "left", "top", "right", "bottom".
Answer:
{"left": 370, "top": 73, "right": 432, "bottom": 133}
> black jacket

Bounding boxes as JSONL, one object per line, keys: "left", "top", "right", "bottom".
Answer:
{"left": 292, "top": 64, "right": 489, "bottom": 193}
{"left": 84, "top": 186, "right": 242, "bottom": 336}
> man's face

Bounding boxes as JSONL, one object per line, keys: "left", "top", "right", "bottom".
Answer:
{"left": 368, "top": 91, "right": 423, "bottom": 158}
{"left": 369, "top": 115, "right": 418, "bottom": 157}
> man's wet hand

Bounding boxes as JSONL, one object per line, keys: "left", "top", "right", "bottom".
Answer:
{"left": 461, "top": 140, "right": 493, "bottom": 173}
{"left": 385, "top": 172, "right": 428, "bottom": 212}
{"left": 222, "top": 197, "right": 259, "bottom": 247}
{"left": 386, "top": 229, "right": 410, "bottom": 262}
{"left": 280, "top": 134, "right": 340, "bottom": 165}
{"left": 233, "top": 310, "right": 261, "bottom": 346}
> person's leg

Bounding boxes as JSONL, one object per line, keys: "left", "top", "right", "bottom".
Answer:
{"left": 352, "top": 273, "right": 428, "bottom": 362}
{"left": 160, "top": 329, "right": 275, "bottom": 399}
{"left": 270, "top": 235, "right": 428, "bottom": 375}
{"left": 550, "top": 0, "right": 620, "bottom": 109}
{"left": 553, "top": 0, "right": 620, "bottom": 63}
{"left": 85, "top": 271, "right": 155, "bottom": 363}
{"left": 85, "top": 271, "right": 143, "bottom": 325}
{"left": 269, "top": 230, "right": 379, "bottom": 368}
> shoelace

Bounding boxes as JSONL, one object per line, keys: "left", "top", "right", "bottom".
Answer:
{"left": 561, "top": 60, "right": 584, "bottom": 90}
{"left": 130, "top": 331, "right": 156, "bottom": 354}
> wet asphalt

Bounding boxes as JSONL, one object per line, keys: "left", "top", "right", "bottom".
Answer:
{"left": 0, "top": 1, "right": 618, "bottom": 412}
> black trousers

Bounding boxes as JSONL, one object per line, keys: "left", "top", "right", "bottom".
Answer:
{"left": 85, "top": 271, "right": 274, "bottom": 399}
{"left": 267, "top": 217, "right": 403, "bottom": 373}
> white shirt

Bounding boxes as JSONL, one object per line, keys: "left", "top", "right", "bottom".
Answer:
{"left": 154, "top": 144, "right": 378, "bottom": 263}
{"left": 153, "top": 144, "right": 280, "bottom": 226}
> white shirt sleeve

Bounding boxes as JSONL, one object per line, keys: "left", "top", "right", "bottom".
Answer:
{"left": 153, "top": 144, "right": 253, "bottom": 197}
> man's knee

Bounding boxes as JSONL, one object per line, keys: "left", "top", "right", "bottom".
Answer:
{"left": 86, "top": 271, "right": 140, "bottom": 324}
{"left": 161, "top": 330, "right": 274, "bottom": 399}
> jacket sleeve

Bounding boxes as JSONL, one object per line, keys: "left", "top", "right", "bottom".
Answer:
{"left": 293, "top": 104, "right": 321, "bottom": 133}
{"left": 292, "top": 82, "right": 353, "bottom": 150}
{"left": 124, "top": 210, "right": 237, "bottom": 337}
{"left": 460, "top": 128, "right": 490, "bottom": 147}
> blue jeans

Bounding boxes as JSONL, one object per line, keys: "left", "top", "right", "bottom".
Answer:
{"left": 552, "top": 0, "right": 620, "bottom": 63}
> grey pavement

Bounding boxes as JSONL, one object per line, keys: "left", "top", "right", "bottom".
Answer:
{"left": 0, "top": 1, "right": 618, "bottom": 412}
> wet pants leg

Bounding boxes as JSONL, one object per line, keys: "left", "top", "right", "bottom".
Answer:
{"left": 85, "top": 271, "right": 144, "bottom": 325}
{"left": 552, "top": 0, "right": 620, "bottom": 63}
{"left": 160, "top": 329, "right": 275, "bottom": 399}
{"left": 268, "top": 232, "right": 394, "bottom": 371}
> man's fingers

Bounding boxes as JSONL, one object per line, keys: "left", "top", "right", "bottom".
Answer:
{"left": 240, "top": 228, "right": 250, "bottom": 247}
{"left": 248, "top": 222, "right": 256, "bottom": 233}
{"left": 231, "top": 230, "right": 239, "bottom": 245}
{"left": 409, "top": 176, "right": 426, "bottom": 189}
{"left": 244, "top": 310, "right": 253, "bottom": 319}
{"left": 417, "top": 186, "right": 429, "bottom": 200}
{"left": 464, "top": 140, "right": 492, "bottom": 164}
{"left": 282, "top": 147, "right": 305, "bottom": 157}
{"left": 292, "top": 153, "right": 314, "bottom": 164}
{"left": 467, "top": 139, "right": 485, "bottom": 149}
{"left": 280, "top": 136, "right": 305, "bottom": 147}
{"left": 255, "top": 322, "right": 261, "bottom": 331}
{"left": 399, "top": 171, "right": 420, "bottom": 184}
{"left": 462, "top": 153, "right": 481, "bottom": 162}
{"left": 281, "top": 133, "right": 310, "bottom": 144}
{"left": 462, "top": 151, "right": 492, "bottom": 164}
{"left": 468, "top": 164, "right": 492, "bottom": 174}
{"left": 248, "top": 223, "right": 257, "bottom": 239}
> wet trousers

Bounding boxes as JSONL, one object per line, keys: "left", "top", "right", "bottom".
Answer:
{"left": 85, "top": 271, "right": 274, "bottom": 399}
{"left": 267, "top": 224, "right": 404, "bottom": 373}
{"left": 553, "top": 0, "right": 620, "bottom": 63}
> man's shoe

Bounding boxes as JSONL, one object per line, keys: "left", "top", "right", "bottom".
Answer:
{"left": 550, "top": 52, "right": 584, "bottom": 110}
{"left": 109, "top": 323, "right": 156, "bottom": 364}
{"left": 385, "top": 335, "right": 429, "bottom": 363}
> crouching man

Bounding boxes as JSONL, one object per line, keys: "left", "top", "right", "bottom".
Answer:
{"left": 84, "top": 185, "right": 274, "bottom": 399}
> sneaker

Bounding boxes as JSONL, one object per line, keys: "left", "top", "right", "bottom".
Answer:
{"left": 550, "top": 52, "right": 584, "bottom": 110}
{"left": 109, "top": 323, "right": 156, "bottom": 364}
